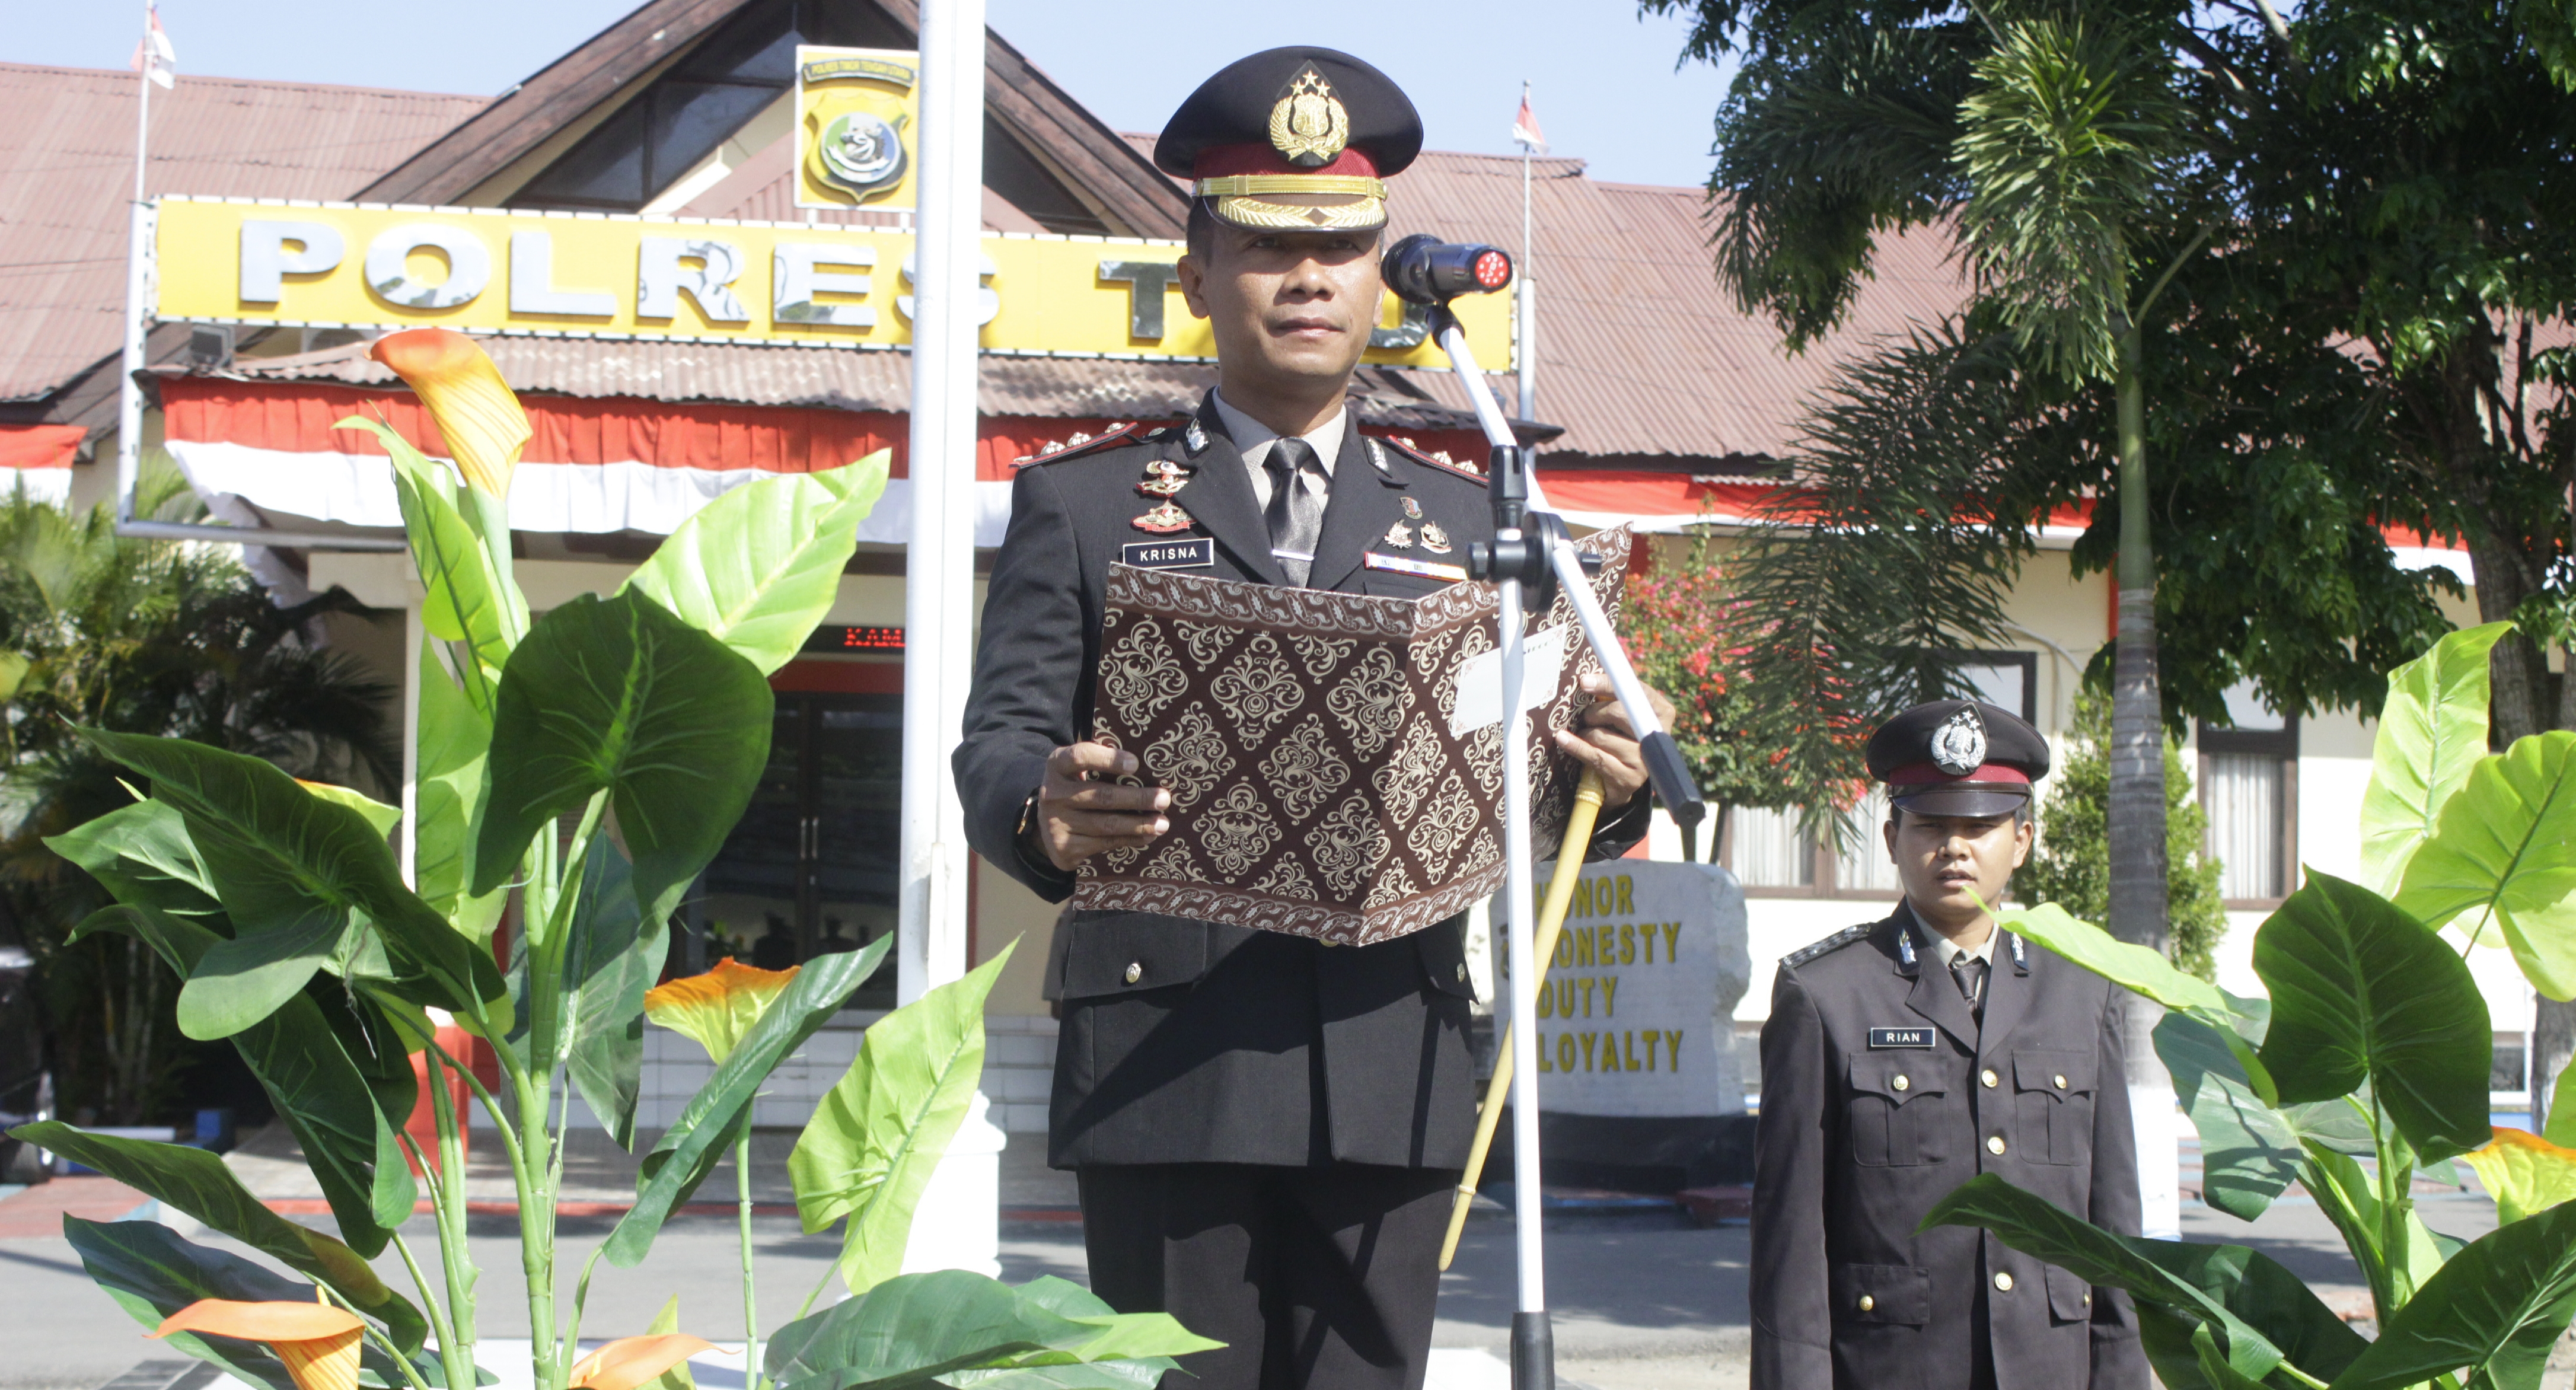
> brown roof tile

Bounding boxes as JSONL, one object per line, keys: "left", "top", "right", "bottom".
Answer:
{"left": 0, "top": 63, "right": 484, "bottom": 404}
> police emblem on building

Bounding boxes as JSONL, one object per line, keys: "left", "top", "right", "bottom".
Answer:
{"left": 796, "top": 47, "right": 922, "bottom": 209}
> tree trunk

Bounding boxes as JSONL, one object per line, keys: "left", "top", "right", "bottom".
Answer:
{"left": 2108, "top": 325, "right": 2176, "bottom": 1235}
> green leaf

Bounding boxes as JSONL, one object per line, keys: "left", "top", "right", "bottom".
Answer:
{"left": 762, "top": 1270, "right": 1219, "bottom": 1390}
{"left": 561, "top": 838, "right": 663, "bottom": 1150}
{"left": 13, "top": 1123, "right": 425, "bottom": 1349}
{"left": 2006, "top": 901, "right": 2272, "bottom": 1096}
{"left": 2459, "top": 1130, "right": 2576, "bottom": 1226}
{"left": 2304, "top": 1141, "right": 2451, "bottom": 1308}
{"left": 473, "top": 589, "right": 773, "bottom": 930}
{"left": 179, "top": 912, "right": 345, "bottom": 1040}
{"left": 2254, "top": 870, "right": 2492, "bottom": 1162}
{"left": 413, "top": 642, "right": 505, "bottom": 945}
{"left": 2394, "top": 732, "right": 2576, "bottom": 999}
{"left": 300, "top": 781, "right": 403, "bottom": 837}
{"left": 2157, "top": 1013, "right": 2303, "bottom": 1220}
{"left": 643, "top": 1295, "right": 698, "bottom": 1390}
{"left": 2547, "top": 1066, "right": 2576, "bottom": 1150}
{"left": 1919, "top": 1174, "right": 2352, "bottom": 1386}
{"left": 2327, "top": 1197, "right": 2576, "bottom": 1390}
{"left": 601, "top": 937, "right": 890, "bottom": 1268}
{"left": 2359, "top": 621, "right": 2512, "bottom": 895}
{"left": 47, "top": 799, "right": 228, "bottom": 930}
{"left": 621, "top": 455, "right": 890, "bottom": 675}
{"left": 78, "top": 727, "right": 505, "bottom": 1026}
{"left": 340, "top": 414, "right": 519, "bottom": 710}
{"left": 793, "top": 942, "right": 1016, "bottom": 1295}
{"left": 64, "top": 1214, "right": 314, "bottom": 1390}
{"left": 73, "top": 904, "right": 417, "bottom": 1249}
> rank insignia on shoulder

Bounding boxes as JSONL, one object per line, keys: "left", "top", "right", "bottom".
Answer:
{"left": 1382, "top": 520, "right": 1413, "bottom": 549}
{"left": 1015, "top": 422, "right": 1146, "bottom": 467}
{"left": 1418, "top": 521, "right": 1453, "bottom": 554}
{"left": 1868, "top": 1026, "right": 1935, "bottom": 1050}
{"left": 1132, "top": 501, "right": 1195, "bottom": 534}
{"left": 1782, "top": 923, "right": 1872, "bottom": 969}
{"left": 1364, "top": 552, "right": 1467, "bottom": 584}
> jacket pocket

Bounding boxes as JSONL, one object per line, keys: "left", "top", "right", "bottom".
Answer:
{"left": 1831, "top": 1263, "right": 1930, "bottom": 1325}
{"left": 1058, "top": 914, "right": 1212, "bottom": 1000}
{"left": 1846, "top": 1054, "right": 1948, "bottom": 1168}
{"left": 2013, "top": 1048, "right": 2098, "bottom": 1165}
{"left": 2045, "top": 1264, "right": 2094, "bottom": 1324}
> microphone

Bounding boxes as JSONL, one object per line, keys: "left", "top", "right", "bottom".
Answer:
{"left": 1382, "top": 234, "right": 1513, "bottom": 306}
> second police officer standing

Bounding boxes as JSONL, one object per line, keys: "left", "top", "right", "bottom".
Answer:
{"left": 1751, "top": 700, "right": 2150, "bottom": 1390}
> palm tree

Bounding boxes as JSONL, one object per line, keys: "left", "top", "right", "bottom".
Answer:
{"left": 0, "top": 467, "right": 397, "bottom": 1124}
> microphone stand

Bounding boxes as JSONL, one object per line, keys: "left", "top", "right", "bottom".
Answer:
{"left": 1430, "top": 302, "right": 1707, "bottom": 1390}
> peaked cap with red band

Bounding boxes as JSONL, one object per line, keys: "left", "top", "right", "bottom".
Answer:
{"left": 1154, "top": 47, "right": 1423, "bottom": 232}
{"left": 1864, "top": 699, "right": 2051, "bottom": 817}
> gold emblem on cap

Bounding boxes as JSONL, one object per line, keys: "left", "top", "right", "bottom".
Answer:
{"left": 1270, "top": 66, "right": 1351, "bottom": 167}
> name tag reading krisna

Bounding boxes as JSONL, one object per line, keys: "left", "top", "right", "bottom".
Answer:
{"left": 1120, "top": 538, "right": 1214, "bottom": 570}
{"left": 1869, "top": 1026, "right": 1936, "bottom": 1049}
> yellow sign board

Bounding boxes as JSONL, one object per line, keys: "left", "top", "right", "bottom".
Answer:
{"left": 150, "top": 198, "right": 1510, "bottom": 369}
{"left": 795, "top": 46, "right": 920, "bottom": 212}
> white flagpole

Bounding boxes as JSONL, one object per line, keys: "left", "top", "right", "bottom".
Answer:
{"left": 896, "top": 0, "right": 1003, "bottom": 1280}
{"left": 116, "top": 0, "right": 155, "bottom": 534}
{"left": 1516, "top": 81, "right": 1536, "bottom": 423}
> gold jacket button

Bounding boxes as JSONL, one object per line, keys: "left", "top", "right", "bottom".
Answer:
{"left": 1980, "top": 1069, "right": 1999, "bottom": 1088}
{"left": 1987, "top": 1135, "right": 2007, "bottom": 1155}
{"left": 1994, "top": 1271, "right": 2014, "bottom": 1292}
{"left": 1892, "top": 1075, "right": 1909, "bottom": 1092}
{"left": 1123, "top": 962, "right": 1143, "bottom": 985}
{"left": 2083, "top": 1291, "right": 2093, "bottom": 1306}
{"left": 1857, "top": 1294, "right": 1875, "bottom": 1312}
{"left": 2054, "top": 1073, "right": 2068, "bottom": 1089}
{"left": 1456, "top": 963, "right": 1469, "bottom": 983}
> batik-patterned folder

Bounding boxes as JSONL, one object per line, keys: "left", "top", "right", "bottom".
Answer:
{"left": 1075, "top": 528, "right": 1631, "bottom": 946}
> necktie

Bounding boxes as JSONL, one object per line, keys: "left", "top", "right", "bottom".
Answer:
{"left": 1952, "top": 956, "right": 1990, "bottom": 1023}
{"left": 1263, "top": 437, "right": 1326, "bottom": 587}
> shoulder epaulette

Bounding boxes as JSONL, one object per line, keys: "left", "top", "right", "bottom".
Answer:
{"left": 1378, "top": 434, "right": 1486, "bottom": 483}
{"left": 1782, "top": 923, "right": 1874, "bottom": 971}
{"left": 1013, "top": 421, "right": 1166, "bottom": 468}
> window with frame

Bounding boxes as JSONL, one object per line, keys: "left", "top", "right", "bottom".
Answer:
{"left": 2198, "top": 682, "right": 2298, "bottom": 906}
{"left": 1721, "top": 651, "right": 2038, "bottom": 897}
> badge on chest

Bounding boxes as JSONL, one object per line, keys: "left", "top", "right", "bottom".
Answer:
{"left": 1868, "top": 1026, "right": 1935, "bottom": 1049}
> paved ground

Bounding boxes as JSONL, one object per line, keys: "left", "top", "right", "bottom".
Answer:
{"left": 0, "top": 1127, "right": 2556, "bottom": 1390}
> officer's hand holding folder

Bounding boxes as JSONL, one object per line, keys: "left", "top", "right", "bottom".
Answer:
{"left": 1074, "top": 527, "right": 1633, "bottom": 945}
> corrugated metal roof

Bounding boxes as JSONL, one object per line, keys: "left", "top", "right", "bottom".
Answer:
{"left": 0, "top": 63, "right": 486, "bottom": 404}
{"left": 1374, "top": 151, "right": 1966, "bottom": 461}
{"left": 190, "top": 337, "right": 1508, "bottom": 438}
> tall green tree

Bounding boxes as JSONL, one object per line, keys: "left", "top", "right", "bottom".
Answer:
{"left": 1646, "top": 0, "right": 2576, "bottom": 1102}
{"left": 0, "top": 474, "right": 397, "bottom": 1122}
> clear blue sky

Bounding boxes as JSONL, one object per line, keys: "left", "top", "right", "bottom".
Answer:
{"left": 9, "top": 1, "right": 1735, "bottom": 189}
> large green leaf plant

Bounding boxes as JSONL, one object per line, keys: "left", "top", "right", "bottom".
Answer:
{"left": 1927, "top": 622, "right": 2576, "bottom": 1389}
{"left": 8, "top": 330, "right": 1213, "bottom": 1390}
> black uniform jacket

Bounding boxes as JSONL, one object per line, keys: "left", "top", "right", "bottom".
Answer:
{"left": 1752, "top": 906, "right": 2150, "bottom": 1390}
{"left": 955, "top": 394, "right": 1646, "bottom": 1170}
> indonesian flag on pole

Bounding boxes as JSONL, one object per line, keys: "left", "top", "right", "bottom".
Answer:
{"left": 1512, "top": 87, "right": 1546, "bottom": 152}
{"left": 131, "top": 6, "right": 176, "bottom": 90}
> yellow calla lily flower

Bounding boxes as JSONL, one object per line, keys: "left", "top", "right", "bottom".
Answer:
{"left": 151, "top": 1299, "right": 364, "bottom": 1390}
{"left": 645, "top": 958, "right": 801, "bottom": 1063}
{"left": 370, "top": 328, "right": 531, "bottom": 499}
{"left": 567, "top": 1333, "right": 719, "bottom": 1390}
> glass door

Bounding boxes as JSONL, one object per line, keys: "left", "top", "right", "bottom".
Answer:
{"left": 693, "top": 693, "right": 902, "bottom": 1006}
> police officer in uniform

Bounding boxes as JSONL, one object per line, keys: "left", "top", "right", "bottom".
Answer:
{"left": 1751, "top": 700, "right": 2148, "bottom": 1390}
{"left": 952, "top": 47, "right": 1669, "bottom": 1390}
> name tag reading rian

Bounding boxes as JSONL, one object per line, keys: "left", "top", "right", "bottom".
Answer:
{"left": 1120, "top": 538, "right": 1214, "bottom": 570}
{"left": 1366, "top": 551, "right": 1469, "bottom": 584}
{"left": 1868, "top": 1026, "right": 1935, "bottom": 1049}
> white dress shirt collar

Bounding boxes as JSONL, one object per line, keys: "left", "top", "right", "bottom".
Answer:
{"left": 1212, "top": 390, "right": 1345, "bottom": 505}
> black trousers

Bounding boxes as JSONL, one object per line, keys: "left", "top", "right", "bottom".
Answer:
{"left": 1076, "top": 1162, "right": 1459, "bottom": 1390}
